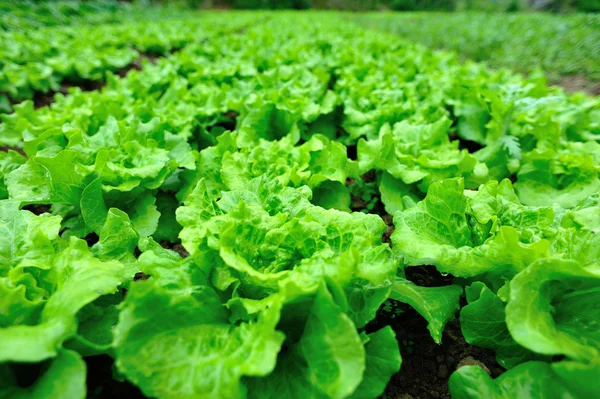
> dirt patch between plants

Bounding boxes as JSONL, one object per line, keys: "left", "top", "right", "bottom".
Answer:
{"left": 552, "top": 74, "right": 600, "bottom": 96}
{"left": 4, "top": 17, "right": 269, "bottom": 113}
{"left": 30, "top": 53, "right": 160, "bottom": 110}
{"left": 373, "top": 266, "right": 504, "bottom": 399}
{"left": 381, "top": 311, "right": 503, "bottom": 399}
{"left": 86, "top": 356, "right": 145, "bottom": 399}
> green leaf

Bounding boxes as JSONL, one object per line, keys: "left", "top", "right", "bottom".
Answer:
{"left": 92, "top": 208, "right": 139, "bottom": 261}
{"left": 66, "top": 300, "right": 121, "bottom": 356}
{"left": 391, "top": 178, "right": 552, "bottom": 278}
{"left": 0, "top": 150, "right": 26, "bottom": 200}
{"left": 552, "top": 360, "right": 600, "bottom": 398}
{"left": 0, "top": 206, "right": 62, "bottom": 273}
{"left": 80, "top": 176, "right": 108, "bottom": 233}
{"left": 506, "top": 258, "right": 600, "bottom": 362}
{"left": 349, "top": 326, "right": 401, "bottom": 399}
{"left": 460, "top": 282, "right": 542, "bottom": 368}
{"left": 298, "top": 284, "right": 365, "bottom": 398}
{"left": 499, "top": 136, "right": 521, "bottom": 160}
{"left": 449, "top": 361, "right": 583, "bottom": 399}
{"left": 390, "top": 279, "right": 462, "bottom": 343}
{"left": 0, "top": 238, "right": 123, "bottom": 362}
{"left": 114, "top": 267, "right": 284, "bottom": 399}
{"left": 357, "top": 118, "right": 484, "bottom": 193}
{"left": 126, "top": 191, "right": 161, "bottom": 237}
{"left": 378, "top": 171, "right": 420, "bottom": 215}
{"left": 515, "top": 142, "right": 600, "bottom": 209}
{"left": 152, "top": 191, "right": 183, "bottom": 243}
{"left": 0, "top": 350, "right": 86, "bottom": 399}
{"left": 246, "top": 284, "right": 365, "bottom": 399}
{"left": 311, "top": 181, "right": 351, "bottom": 212}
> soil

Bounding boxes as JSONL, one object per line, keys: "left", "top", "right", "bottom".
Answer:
{"left": 346, "top": 144, "right": 358, "bottom": 160}
{"left": 342, "top": 169, "right": 504, "bottom": 399}
{"left": 28, "top": 53, "right": 161, "bottom": 110}
{"left": 115, "top": 53, "right": 159, "bottom": 78}
{"left": 21, "top": 204, "right": 51, "bottom": 215}
{"left": 86, "top": 356, "right": 145, "bottom": 399}
{"left": 207, "top": 110, "right": 239, "bottom": 134}
{"left": 382, "top": 314, "right": 502, "bottom": 399}
{"left": 381, "top": 213, "right": 394, "bottom": 245}
{"left": 552, "top": 74, "right": 600, "bottom": 96}
{"left": 371, "top": 266, "right": 504, "bottom": 399}
{"left": 30, "top": 79, "right": 104, "bottom": 109}
{"left": 160, "top": 240, "right": 190, "bottom": 258}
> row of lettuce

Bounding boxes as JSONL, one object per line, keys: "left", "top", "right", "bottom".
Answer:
{"left": 1, "top": 13, "right": 599, "bottom": 399}
{"left": 0, "top": 0, "right": 194, "bottom": 31}
{"left": 0, "top": 10, "right": 259, "bottom": 110}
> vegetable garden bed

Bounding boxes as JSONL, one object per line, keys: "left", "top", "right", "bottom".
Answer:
{"left": 1, "top": 6, "right": 598, "bottom": 399}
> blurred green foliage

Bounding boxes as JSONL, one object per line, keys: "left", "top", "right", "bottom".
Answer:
{"left": 229, "top": 0, "right": 456, "bottom": 10}
{"left": 352, "top": 12, "right": 600, "bottom": 81}
{"left": 578, "top": 0, "right": 600, "bottom": 11}
{"left": 17, "top": 0, "right": 594, "bottom": 12}
{"left": 232, "top": 0, "right": 311, "bottom": 9}
{"left": 212, "top": 0, "right": 598, "bottom": 10}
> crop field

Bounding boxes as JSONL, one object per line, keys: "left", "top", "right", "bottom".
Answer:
{"left": 0, "top": 2, "right": 599, "bottom": 399}
{"left": 352, "top": 12, "right": 600, "bottom": 85}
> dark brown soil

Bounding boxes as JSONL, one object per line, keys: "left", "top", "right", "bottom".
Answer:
{"left": 346, "top": 144, "right": 358, "bottom": 160}
{"left": 552, "top": 75, "right": 600, "bottom": 96}
{"left": 133, "top": 272, "right": 150, "bottom": 281}
{"left": 382, "top": 314, "right": 503, "bottom": 399}
{"left": 31, "top": 79, "right": 106, "bottom": 109}
{"left": 22, "top": 204, "right": 51, "bottom": 215}
{"left": 84, "top": 232, "right": 100, "bottom": 246}
{"left": 115, "top": 54, "right": 159, "bottom": 78}
{"left": 373, "top": 266, "right": 504, "bottom": 399}
{"left": 382, "top": 213, "right": 394, "bottom": 245}
{"left": 159, "top": 240, "right": 190, "bottom": 258}
{"left": 30, "top": 53, "right": 161, "bottom": 110}
{"left": 207, "top": 110, "right": 239, "bottom": 134}
{"left": 86, "top": 356, "right": 145, "bottom": 399}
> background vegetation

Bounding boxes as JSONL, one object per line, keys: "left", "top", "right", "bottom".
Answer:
{"left": 352, "top": 12, "right": 600, "bottom": 83}
{"left": 169, "top": 0, "right": 599, "bottom": 11}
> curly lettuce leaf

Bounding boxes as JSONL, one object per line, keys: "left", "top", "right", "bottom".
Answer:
{"left": 390, "top": 279, "right": 462, "bottom": 343}
{"left": 113, "top": 246, "right": 285, "bottom": 399}
{"left": 391, "top": 178, "right": 550, "bottom": 278}
{"left": 0, "top": 236, "right": 123, "bottom": 362}
{"left": 506, "top": 258, "right": 600, "bottom": 362}
{"left": 460, "top": 282, "right": 543, "bottom": 369}
{"left": 515, "top": 141, "right": 600, "bottom": 209}
{"left": 551, "top": 360, "right": 600, "bottom": 398}
{"left": 553, "top": 193, "right": 600, "bottom": 270}
{"left": 6, "top": 115, "right": 195, "bottom": 236}
{"left": 115, "top": 278, "right": 283, "bottom": 399}
{"left": 391, "top": 178, "right": 596, "bottom": 280}
{"left": 246, "top": 284, "right": 366, "bottom": 399}
{"left": 349, "top": 326, "right": 401, "bottom": 399}
{"left": 0, "top": 150, "right": 26, "bottom": 200}
{"left": 0, "top": 350, "right": 86, "bottom": 399}
{"left": 378, "top": 171, "right": 421, "bottom": 215}
{"left": 358, "top": 117, "right": 487, "bottom": 193}
{"left": 179, "top": 177, "right": 395, "bottom": 328}
{"left": 449, "top": 361, "right": 581, "bottom": 399}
